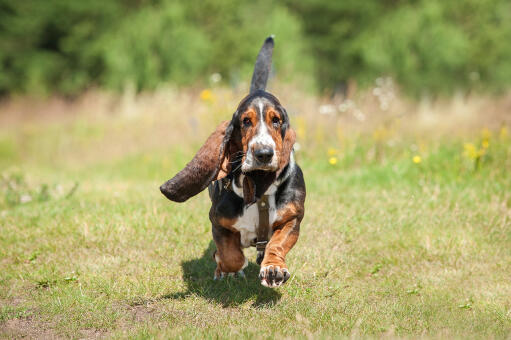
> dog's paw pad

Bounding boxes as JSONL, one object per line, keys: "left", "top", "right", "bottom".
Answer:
{"left": 259, "top": 265, "right": 290, "bottom": 288}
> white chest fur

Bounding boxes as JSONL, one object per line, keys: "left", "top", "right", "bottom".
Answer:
{"left": 232, "top": 178, "right": 278, "bottom": 248}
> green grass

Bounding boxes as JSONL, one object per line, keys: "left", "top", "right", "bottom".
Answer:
{"left": 1, "top": 96, "right": 511, "bottom": 339}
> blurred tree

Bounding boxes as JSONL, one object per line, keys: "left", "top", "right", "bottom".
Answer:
{"left": 0, "top": 0, "right": 510, "bottom": 97}
{"left": 0, "top": 0, "right": 130, "bottom": 95}
{"left": 97, "top": 0, "right": 312, "bottom": 92}
{"left": 287, "top": 0, "right": 511, "bottom": 96}
{"left": 0, "top": 0, "right": 311, "bottom": 96}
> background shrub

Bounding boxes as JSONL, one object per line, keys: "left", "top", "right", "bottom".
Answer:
{"left": 0, "top": 0, "right": 510, "bottom": 96}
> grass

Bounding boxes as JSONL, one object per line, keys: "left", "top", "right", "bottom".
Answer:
{"left": 0, "top": 86, "right": 511, "bottom": 339}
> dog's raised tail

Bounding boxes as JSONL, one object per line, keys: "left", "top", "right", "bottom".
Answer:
{"left": 250, "top": 36, "right": 274, "bottom": 94}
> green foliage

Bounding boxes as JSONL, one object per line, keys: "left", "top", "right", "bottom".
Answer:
{"left": 288, "top": 0, "right": 511, "bottom": 95}
{"left": 0, "top": 0, "right": 127, "bottom": 95}
{"left": 98, "top": 2, "right": 211, "bottom": 90}
{"left": 0, "top": 0, "right": 510, "bottom": 96}
{"left": 0, "top": 0, "right": 311, "bottom": 95}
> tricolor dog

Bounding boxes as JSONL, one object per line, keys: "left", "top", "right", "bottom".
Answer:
{"left": 160, "top": 37, "right": 306, "bottom": 288}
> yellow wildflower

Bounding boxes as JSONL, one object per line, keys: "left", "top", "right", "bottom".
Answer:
{"left": 464, "top": 143, "right": 478, "bottom": 160}
{"left": 200, "top": 89, "right": 214, "bottom": 102}
{"left": 482, "top": 140, "right": 489, "bottom": 149}
{"left": 327, "top": 148, "right": 338, "bottom": 156}
{"left": 464, "top": 143, "right": 486, "bottom": 159}
{"left": 329, "top": 157, "right": 338, "bottom": 165}
{"left": 412, "top": 155, "right": 421, "bottom": 164}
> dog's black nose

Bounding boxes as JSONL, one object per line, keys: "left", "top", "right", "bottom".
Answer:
{"left": 254, "top": 147, "right": 274, "bottom": 163}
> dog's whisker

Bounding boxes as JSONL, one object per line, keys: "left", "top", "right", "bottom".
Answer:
{"left": 232, "top": 163, "right": 242, "bottom": 173}
{"left": 229, "top": 157, "right": 244, "bottom": 164}
{"left": 228, "top": 154, "right": 245, "bottom": 164}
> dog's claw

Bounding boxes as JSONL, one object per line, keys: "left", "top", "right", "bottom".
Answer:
{"left": 259, "top": 265, "right": 290, "bottom": 288}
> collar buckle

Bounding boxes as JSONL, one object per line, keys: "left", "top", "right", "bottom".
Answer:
{"left": 256, "top": 240, "right": 267, "bottom": 251}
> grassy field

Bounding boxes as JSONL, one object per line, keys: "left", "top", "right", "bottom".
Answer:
{"left": 1, "top": 86, "right": 511, "bottom": 339}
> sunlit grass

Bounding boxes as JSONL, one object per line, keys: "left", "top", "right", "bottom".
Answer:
{"left": 1, "top": 86, "right": 510, "bottom": 338}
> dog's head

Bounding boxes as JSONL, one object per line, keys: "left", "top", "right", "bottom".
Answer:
{"left": 160, "top": 36, "right": 295, "bottom": 203}
{"left": 232, "top": 90, "right": 295, "bottom": 173}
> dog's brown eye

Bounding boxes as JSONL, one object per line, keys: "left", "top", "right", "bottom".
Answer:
{"left": 272, "top": 116, "right": 280, "bottom": 127}
{"left": 243, "top": 117, "right": 252, "bottom": 127}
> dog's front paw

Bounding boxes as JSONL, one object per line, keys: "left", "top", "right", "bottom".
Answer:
{"left": 259, "top": 265, "right": 290, "bottom": 288}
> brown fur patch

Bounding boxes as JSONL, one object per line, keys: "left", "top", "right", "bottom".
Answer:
{"left": 214, "top": 232, "right": 245, "bottom": 273}
{"left": 258, "top": 107, "right": 295, "bottom": 171}
{"left": 261, "top": 201, "right": 302, "bottom": 268}
{"left": 266, "top": 108, "right": 281, "bottom": 124}
{"left": 240, "top": 109, "right": 258, "bottom": 156}
{"left": 261, "top": 218, "right": 299, "bottom": 268}
{"left": 265, "top": 108, "right": 285, "bottom": 164}
{"left": 216, "top": 217, "right": 239, "bottom": 232}
{"left": 272, "top": 201, "right": 302, "bottom": 229}
{"left": 278, "top": 127, "right": 295, "bottom": 170}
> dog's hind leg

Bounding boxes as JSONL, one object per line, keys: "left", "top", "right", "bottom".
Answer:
{"left": 212, "top": 224, "right": 247, "bottom": 280}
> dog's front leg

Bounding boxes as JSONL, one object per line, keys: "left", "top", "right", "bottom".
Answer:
{"left": 259, "top": 218, "right": 300, "bottom": 287}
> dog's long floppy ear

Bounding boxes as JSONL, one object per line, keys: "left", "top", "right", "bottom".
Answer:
{"left": 250, "top": 36, "right": 274, "bottom": 94}
{"left": 160, "top": 120, "right": 233, "bottom": 202}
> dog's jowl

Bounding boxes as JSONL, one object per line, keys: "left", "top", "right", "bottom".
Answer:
{"left": 160, "top": 37, "right": 306, "bottom": 288}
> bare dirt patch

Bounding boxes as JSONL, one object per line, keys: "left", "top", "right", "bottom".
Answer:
{"left": 0, "top": 317, "right": 58, "bottom": 340}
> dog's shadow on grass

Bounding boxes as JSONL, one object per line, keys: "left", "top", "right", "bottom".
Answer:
{"left": 165, "top": 241, "right": 281, "bottom": 308}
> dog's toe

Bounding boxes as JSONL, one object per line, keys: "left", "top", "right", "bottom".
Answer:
{"left": 259, "top": 265, "right": 290, "bottom": 288}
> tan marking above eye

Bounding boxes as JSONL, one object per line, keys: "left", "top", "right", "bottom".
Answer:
{"left": 240, "top": 109, "right": 257, "bottom": 128}
{"left": 266, "top": 109, "right": 281, "bottom": 127}
{"left": 240, "top": 109, "right": 258, "bottom": 151}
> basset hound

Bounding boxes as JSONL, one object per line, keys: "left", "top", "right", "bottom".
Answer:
{"left": 160, "top": 37, "right": 306, "bottom": 288}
